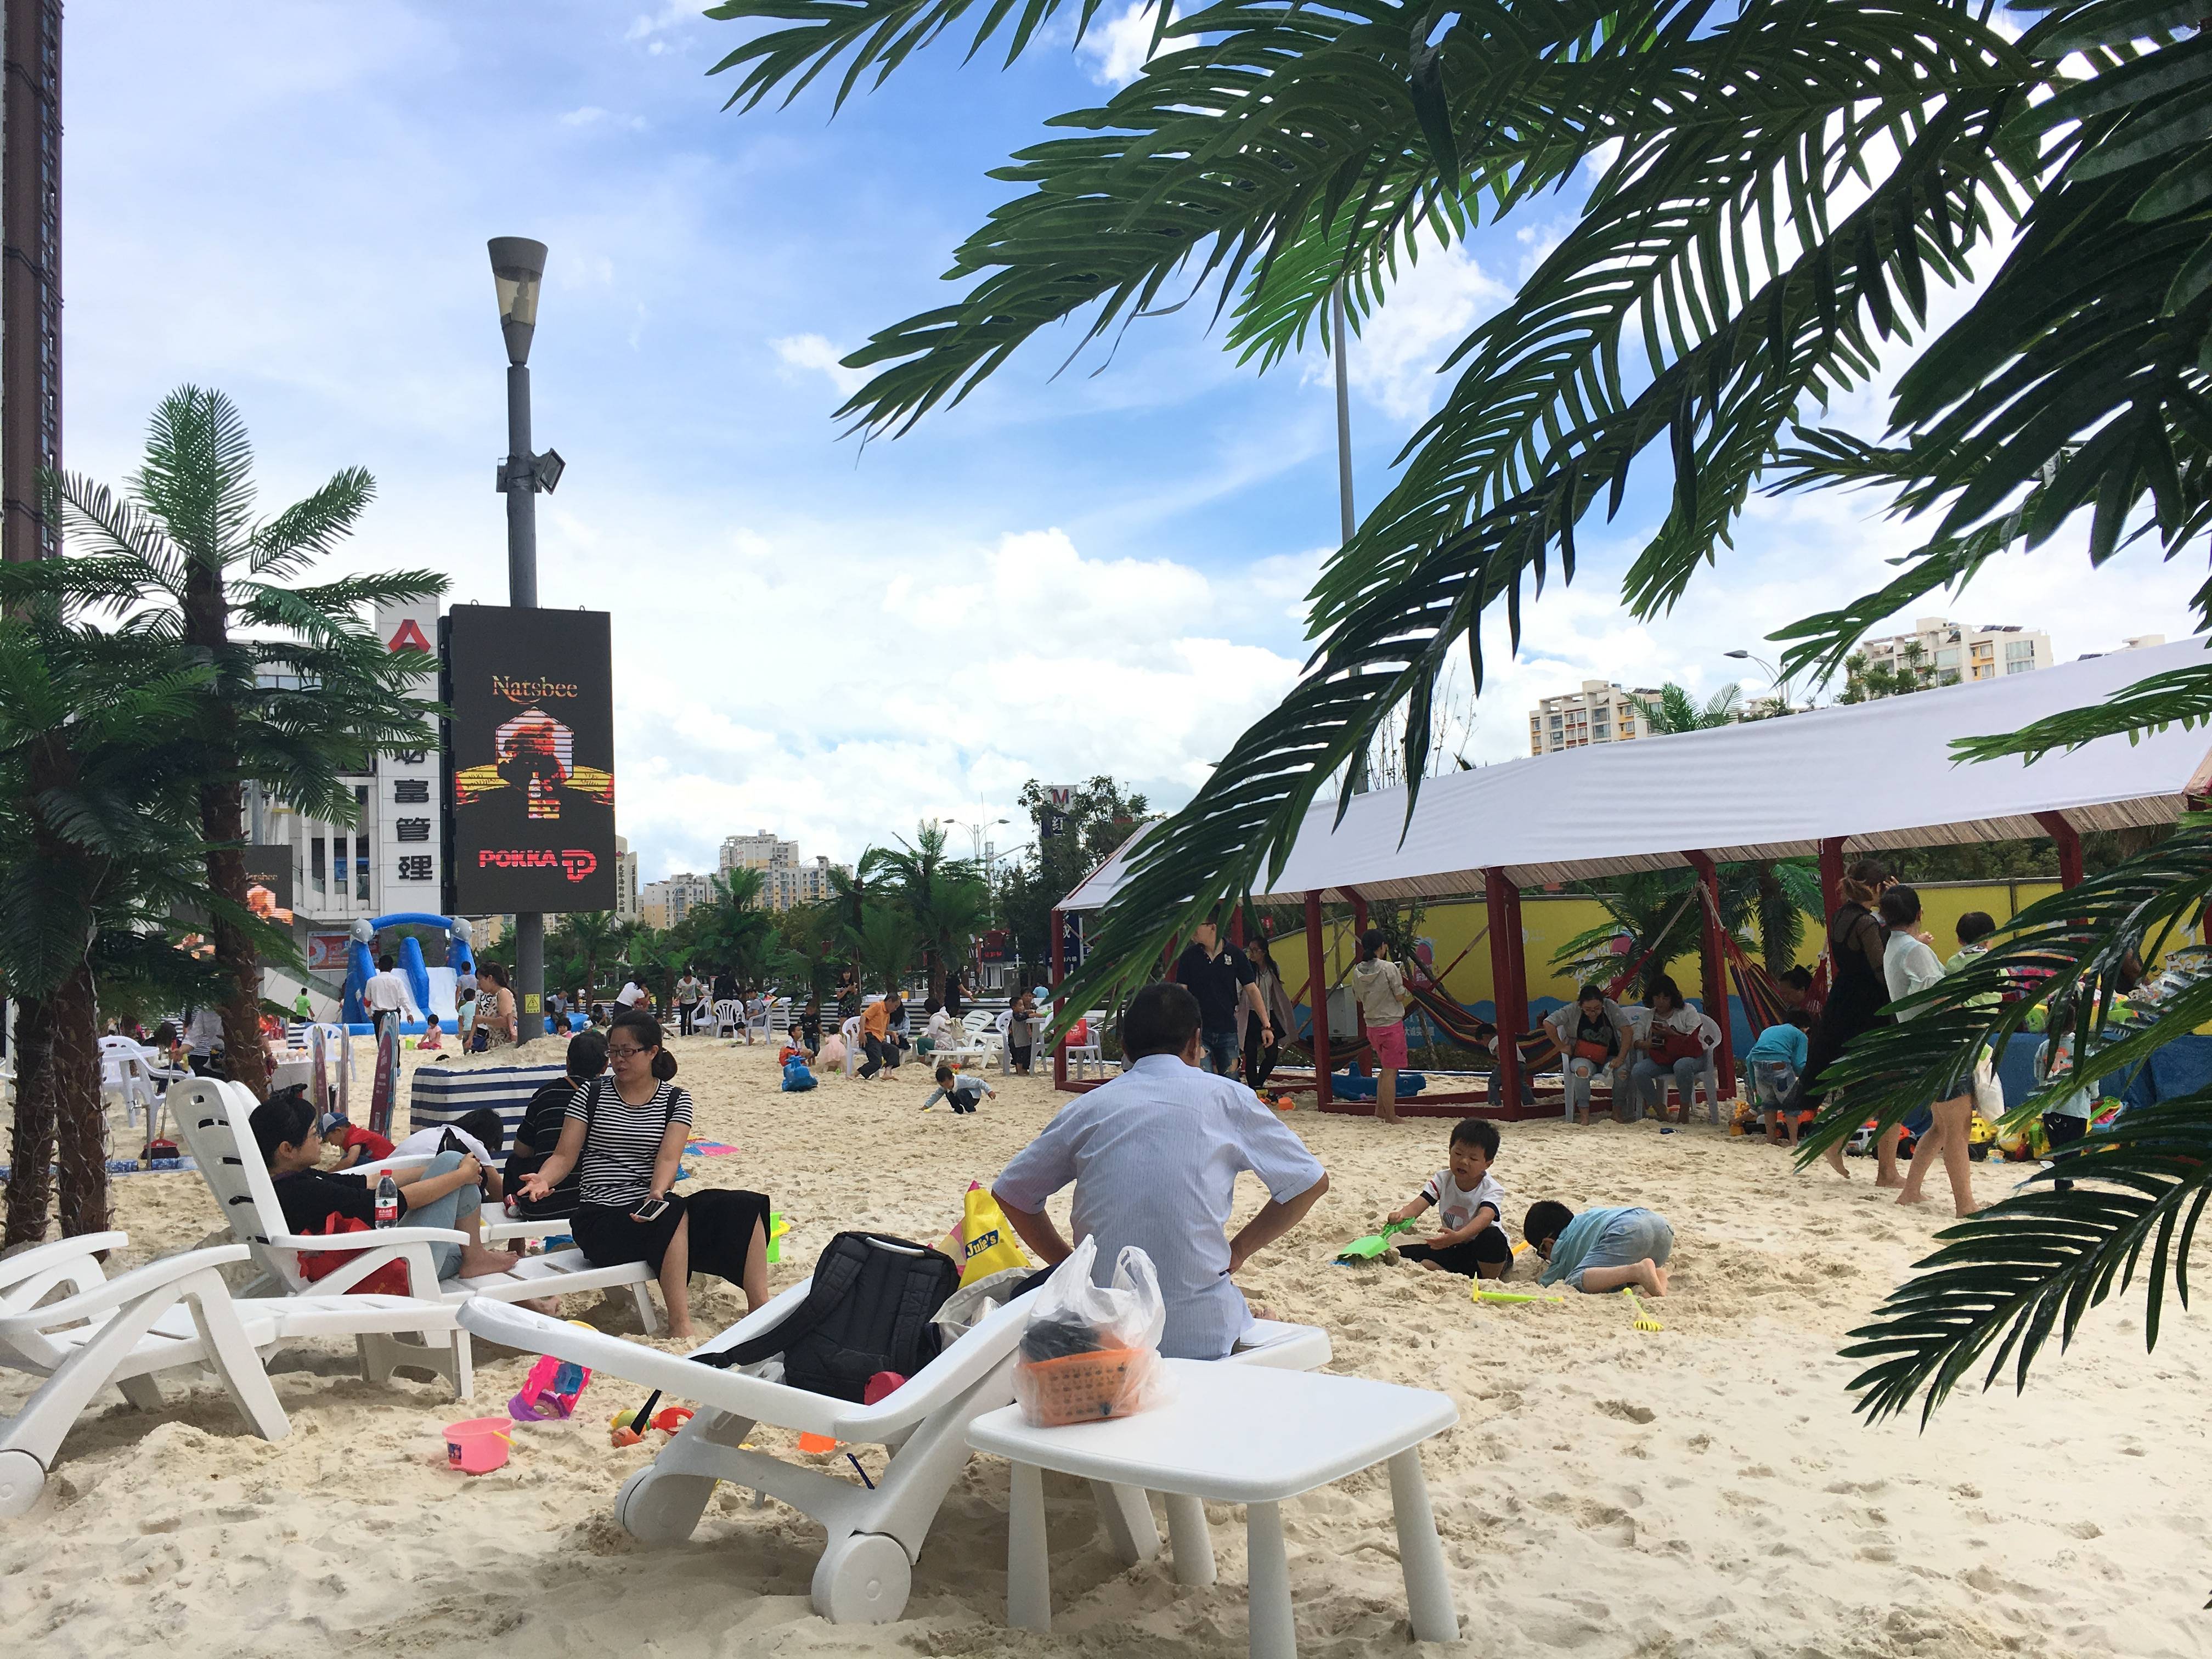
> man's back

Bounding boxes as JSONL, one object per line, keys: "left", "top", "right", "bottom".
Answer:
{"left": 995, "top": 1053, "right": 1323, "bottom": 1359}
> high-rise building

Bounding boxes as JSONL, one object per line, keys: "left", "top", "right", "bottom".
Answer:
{"left": 1528, "top": 680, "right": 1662, "bottom": 755}
{"left": 720, "top": 830, "right": 798, "bottom": 872}
{"left": 760, "top": 854, "right": 842, "bottom": 911}
{"left": 1856, "top": 617, "right": 2052, "bottom": 689}
{"left": 614, "top": 835, "right": 640, "bottom": 922}
{"left": 639, "top": 871, "right": 714, "bottom": 930}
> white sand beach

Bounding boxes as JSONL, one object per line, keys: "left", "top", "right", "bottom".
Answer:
{"left": 6, "top": 1037, "right": 2210, "bottom": 1658}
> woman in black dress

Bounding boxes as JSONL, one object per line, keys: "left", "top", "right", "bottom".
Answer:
{"left": 1790, "top": 860, "right": 1903, "bottom": 1184}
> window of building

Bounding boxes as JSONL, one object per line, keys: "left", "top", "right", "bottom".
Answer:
{"left": 2006, "top": 639, "right": 2035, "bottom": 661}
{"left": 1970, "top": 640, "right": 1993, "bottom": 658}
{"left": 2007, "top": 658, "right": 2034, "bottom": 673}
{"left": 1938, "top": 669, "right": 1960, "bottom": 684}
{"left": 356, "top": 835, "right": 370, "bottom": 901}
{"left": 311, "top": 836, "right": 326, "bottom": 893}
{"left": 1934, "top": 647, "right": 1960, "bottom": 668}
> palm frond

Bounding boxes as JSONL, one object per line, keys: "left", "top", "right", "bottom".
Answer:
{"left": 247, "top": 466, "right": 377, "bottom": 578}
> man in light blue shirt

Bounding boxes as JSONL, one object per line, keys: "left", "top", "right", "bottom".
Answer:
{"left": 994, "top": 981, "right": 1329, "bottom": 1359}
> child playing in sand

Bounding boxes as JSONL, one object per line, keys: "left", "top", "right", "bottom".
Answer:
{"left": 319, "top": 1108, "right": 395, "bottom": 1170}
{"left": 417, "top": 1015, "right": 444, "bottom": 1051}
{"left": 1385, "top": 1118, "right": 1511, "bottom": 1278}
{"left": 1523, "top": 1199, "right": 1672, "bottom": 1294}
{"left": 922, "top": 1062, "right": 994, "bottom": 1114}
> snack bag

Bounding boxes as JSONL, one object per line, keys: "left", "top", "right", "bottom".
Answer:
{"left": 955, "top": 1182, "right": 1029, "bottom": 1286}
{"left": 1012, "top": 1238, "right": 1169, "bottom": 1427}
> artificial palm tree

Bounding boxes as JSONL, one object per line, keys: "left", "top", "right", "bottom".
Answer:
{"left": 0, "top": 613, "right": 225, "bottom": 1242}
{"left": 706, "top": 0, "right": 2212, "bottom": 1405}
{"left": 0, "top": 387, "right": 444, "bottom": 1101}
{"left": 1641, "top": 683, "right": 1742, "bottom": 736}
{"left": 551, "top": 910, "right": 622, "bottom": 1003}
{"left": 874, "top": 820, "right": 989, "bottom": 1000}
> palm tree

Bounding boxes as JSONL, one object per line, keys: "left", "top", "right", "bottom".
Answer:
{"left": 1641, "top": 683, "right": 1741, "bottom": 736}
{"left": 852, "top": 902, "right": 922, "bottom": 992}
{"left": 551, "top": 910, "right": 621, "bottom": 1003}
{"left": 681, "top": 868, "right": 777, "bottom": 988}
{"left": 0, "top": 614, "right": 222, "bottom": 1242}
{"left": 874, "top": 820, "right": 989, "bottom": 1001}
{"left": 706, "top": 0, "right": 2212, "bottom": 1406}
{"left": 1, "top": 387, "right": 444, "bottom": 1101}
{"left": 822, "top": 851, "right": 889, "bottom": 983}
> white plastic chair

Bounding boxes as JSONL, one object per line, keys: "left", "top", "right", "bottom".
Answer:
{"left": 0, "top": 1231, "right": 466, "bottom": 1518}
{"left": 98, "top": 1037, "right": 155, "bottom": 1129}
{"left": 1065, "top": 1011, "right": 1113, "bottom": 1080}
{"left": 170, "top": 1079, "right": 663, "bottom": 1345}
{"left": 840, "top": 1015, "right": 864, "bottom": 1077}
{"left": 709, "top": 998, "right": 744, "bottom": 1039}
{"left": 458, "top": 1284, "right": 1330, "bottom": 1624}
{"left": 744, "top": 999, "right": 772, "bottom": 1045}
{"left": 768, "top": 998, "right": 792, "bottom": 1037}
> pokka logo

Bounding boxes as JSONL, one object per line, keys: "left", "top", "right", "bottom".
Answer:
{"left": 478, "top": 849, "right": 600, "bottom": 882}
{"left": 490, "top": 675, "right": 580, "bottom": 704}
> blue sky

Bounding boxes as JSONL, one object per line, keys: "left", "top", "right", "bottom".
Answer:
{"left": 65, "top": 1, "right": 2204, "bottom": 885}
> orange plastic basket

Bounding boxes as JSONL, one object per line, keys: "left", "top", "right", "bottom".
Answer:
{"left": 1017, "top": 1345, "right": 1153, "bottom": 1427}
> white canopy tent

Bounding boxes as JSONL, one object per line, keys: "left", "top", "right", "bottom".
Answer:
{"left": 1063, "top": 635, "right": 2211, "bottom": 909}
{"left": 1051, "top": 636, "right": 2210, "bottom": 1115}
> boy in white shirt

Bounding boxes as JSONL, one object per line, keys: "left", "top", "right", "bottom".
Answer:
{"left": 1386, "top": 1118, "right": 1512, "bottom": 1279}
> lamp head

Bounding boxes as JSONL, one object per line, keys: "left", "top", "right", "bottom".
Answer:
{"left": 1724, "top": 650, "right": 1750, "bottom": 660}
{"left": 488, "top": 236, "right": 549, "bottom": 365}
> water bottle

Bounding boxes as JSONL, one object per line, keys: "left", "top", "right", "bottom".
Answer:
{"left": 374, "top": 1172, "right": 400, "bottom": 1229}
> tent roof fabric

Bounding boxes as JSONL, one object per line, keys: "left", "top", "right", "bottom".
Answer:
{"left": 1061, "top": 636, "right": 2211, "bottom": 910}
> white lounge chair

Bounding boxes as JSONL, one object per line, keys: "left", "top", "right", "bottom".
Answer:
{"left": 457, "top": 1286, "right": 1329, "bottom": 1624}
{"left": 171, "top": 1079, "right": 664, "bottom": 1337}
{"left": 0, "top": 1231, "right": 467, "bottom": 1517}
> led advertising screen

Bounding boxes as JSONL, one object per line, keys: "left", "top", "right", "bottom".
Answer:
{"left": 440, "top": 605, "right": 617, "bottom": 913}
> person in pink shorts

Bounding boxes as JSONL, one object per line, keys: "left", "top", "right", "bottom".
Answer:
{"left": 1350, "top": 929, "right": 1414, "bottom": 1125}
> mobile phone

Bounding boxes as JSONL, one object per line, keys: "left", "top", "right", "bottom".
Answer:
{"left": 631, "top": 1197, "right": 670, "bottom": 1222}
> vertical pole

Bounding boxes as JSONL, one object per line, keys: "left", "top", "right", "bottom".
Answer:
{"left": 1485, "top": 868, "right": 1528, "bottom": 1110}
{"left": 1304, "top": 890, "right": 1332, "bottom": 1109}
{"left": 1049, "top": 906, "right": 1066, "bottom": 1090}
{"left": 2, "top": 0, "right": 61, "bottom": 567}
{"left": 505, "top": 360, "right": 542, "bottom": 1044}
{"left": 1817, "top": 836, "right": 1847, "bottom": 928}
{"left": 1684, "top": 850, "right": 1735, "bottom": 1085}
{"left": 1347, "top": 888, "right": 1370, "bottom": 1073}
{"left": 1332, "top": 285, "right": 1355, "bottom": 546}
{"left": 2036, "top": 811, "right": 2084, "bottom": 889}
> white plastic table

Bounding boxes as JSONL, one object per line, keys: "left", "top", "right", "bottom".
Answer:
{"left": 968, "top": 1358, "right": 1459, "bottom": 1658}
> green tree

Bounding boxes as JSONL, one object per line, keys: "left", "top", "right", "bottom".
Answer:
{"left": 708, "top": 0, "right": 2212, "bottom": 1412}
{"left": 3, "top": 387, "right": 442, "bottom": 1102}
{"left": 874, "top": 820, "right": 989, "bottom": 1000}
{"left": 851, "top": 902, "right": 921, "bottom": 991}
{"left": 1643, "top": 682, "right": 1741, "bottom": 734}
{"left": 1838, "top": 642, "right": 1937, "bottom": 703}
{"left": 548, "top": 910, "right": 621, "bottom": 1002}
{"left": 0, "top": 614, "right": 227, "bottom": 1242}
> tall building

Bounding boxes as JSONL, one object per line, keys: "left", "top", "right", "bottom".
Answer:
{"left": 761, "top": 854, "right": 841, "bottom": 911}
{"left": 639, "top": 871, "right": 714, "bottom": 930}
{"left": 1528, "top": 680, "right": 1661, "bottom": 755}
{"left": 1857, "top": 617, "right": 2052, "bottom": 689}
{"left": 614, "top": 835, "right": 640, "bottom": 922}
{"left": 720, "top": 830, "right": 798, "bottom": 872}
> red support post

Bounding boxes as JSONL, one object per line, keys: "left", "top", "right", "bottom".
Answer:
{"left": 1684, "top": 850, "right": 1735, "bottom": 1087}
{"left": 1484, "top": 868, "right": 1528, "bottom": 1109}
{"left": 2036, "top": 810, "right": 2085, "bottom": 889}
{"left": 1229, "top": 906, "right": 1245, "bottom": 948}
{"left": 1049, "top": 906, "right": 1067, "bottom": 1089}
{"left": 1304, "top": 890, "right": 1333, "bottom": 1109}
{"left": 1347, "top": 887, "right": 1370, "bottom": 1074}
{"left": 1817, "top": 836, "right": 1847, "bottom": 928}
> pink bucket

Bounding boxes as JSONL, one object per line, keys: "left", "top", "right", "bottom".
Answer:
{"left": 444, "top": 1417, "right": 513, "bottom": 1474}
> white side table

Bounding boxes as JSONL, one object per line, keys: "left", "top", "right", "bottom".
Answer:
{"left": 968, "top": 1358, "right": 1459, "bottom": 1658}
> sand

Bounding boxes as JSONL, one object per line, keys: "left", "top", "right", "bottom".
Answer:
{"left": 6, "top": 1035, "right": 2211, "bottom": 1658}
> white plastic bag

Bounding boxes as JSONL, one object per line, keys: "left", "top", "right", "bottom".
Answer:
{"left": 1012, "top": 1238, "right": 1170, "bottom": 1427}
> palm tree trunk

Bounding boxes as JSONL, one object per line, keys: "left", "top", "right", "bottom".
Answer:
{"left": 204, "top": 777, "right": 271, "bottom": 1101}
{"left": 4, "top": 994, "right": 57, "bottom": 1246}
{"left": 50, "top": 962, "right": 109, "bottom": 1237}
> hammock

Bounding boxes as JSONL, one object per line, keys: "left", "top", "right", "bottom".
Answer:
{"left": 1692, "top": 880, "right": 1797, "bottom": 1037}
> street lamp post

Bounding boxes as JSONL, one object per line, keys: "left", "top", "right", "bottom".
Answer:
{"left": 1724, "top": 648, "right": 1794, "bottom": 712}
{"left": 488, "top": 236, "right": 564, "bottom": 1043}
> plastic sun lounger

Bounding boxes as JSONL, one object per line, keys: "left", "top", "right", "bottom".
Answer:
{"left": 0, "top": 1231, "right": 466, "bottom": 1518}
{"left": 458, "top": 1286, "right": 1331, "bottom": 1624}
{"left": 171, "top": 1080, "right": 665, "bottom": 1357}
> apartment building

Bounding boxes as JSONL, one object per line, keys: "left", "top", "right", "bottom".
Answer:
{"left": 1858, "top": 617, "right": 2052, "bottom": 688}
{"left": 614, "top": 836, "right": 640, "bottom": 922}
{"left": 639, "top": 871, "right": 714, "bottom": 930}
{"left": 719, "top": 831, "right": 798, "bottom": 872}
{"left": 1528, "top": 680, "right": 1662, "bottom": 755}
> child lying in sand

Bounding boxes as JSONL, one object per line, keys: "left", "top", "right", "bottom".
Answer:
{"left": 1523, "top": 1199, "right": 1672, "bottom": 1295}
{"left": 1385, "top": 1118, "right": 1511, "bottom": 1279}
{"left": 921, "top": 1063, "right": 994, "bottom": 1114}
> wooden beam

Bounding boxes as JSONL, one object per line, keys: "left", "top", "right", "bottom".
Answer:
{"left": 1683, "top": 850, "right": 1735, "bottom": 1086}
{"left": 1304, "top": 890, "right": 1333, "bottom": 1109}
{"left": 2035, "top": 810, "right": 2084, "bottom": 889}
{"left": 1485, "top": 868, "right": 1528, "bottom": 1107}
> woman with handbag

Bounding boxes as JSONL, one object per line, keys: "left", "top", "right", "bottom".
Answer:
{"left": 1546, "top": 985, "right": 1635, "bottom": 1126}
{"left": 1627, "top": 976, "right": 1722, "bottom": 1124}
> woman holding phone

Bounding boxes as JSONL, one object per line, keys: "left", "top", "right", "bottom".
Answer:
{"left": 517, "top": 1009, "right": 769, "bottom": 1340}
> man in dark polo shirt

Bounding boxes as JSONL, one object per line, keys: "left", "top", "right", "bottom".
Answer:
{"left": 1174, "top": 913, "right": 1259, "bottom": 1077}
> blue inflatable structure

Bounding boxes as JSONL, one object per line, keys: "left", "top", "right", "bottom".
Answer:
{"left": 340, "top": 913, "right": 477, "bottom": 1029}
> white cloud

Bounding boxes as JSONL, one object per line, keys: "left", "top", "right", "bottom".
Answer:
{"left": 625, "top": 3, "right": 699, "bottom": 43}
{"left": 1079, "top": 1, "right": 1166, "bottom": 87}
{"left": 581, "top": 521, "right": 1302, "bottom": 879}
{"left": 1341, "top": 242, "right": 1511, "bottom": 424}
{"left": 560, "top": 105, "right": 646, "bottom": 131}
{"left": 771, "top": 333, "right": 868, "bottom": 400}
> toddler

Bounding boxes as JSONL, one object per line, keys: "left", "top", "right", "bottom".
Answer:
{"left": 1523, "top": 1199, "right": 1672, "bottom": 1294}
{"left": 1386, "top": 1118, "right": 1510, "bottom": 1278}
{"left": 923, "top": 1062, "right": 994, "bottom": 1114}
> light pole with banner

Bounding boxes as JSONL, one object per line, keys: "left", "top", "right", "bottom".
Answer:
{"left": 488, "top": 235, "right": 566, "bottom": 1043}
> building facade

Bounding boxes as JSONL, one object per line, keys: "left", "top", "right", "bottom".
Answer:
{"left": 760, "top": 854, "right": 839, "bottom": 911}
{"left": 1858, "top": 617, "right": 2053, "bottom": 689}
{"left": 614, "top": 835, "right": 641, "bottom": 922}
{"left": 1528, "top": 680, "right": 1661, "bottom": 755}
{"left": 719, "top": 830, "right": 798, "bottom": 872}
{"left": 639, "top": 871, "right": 714, "bottom": 931}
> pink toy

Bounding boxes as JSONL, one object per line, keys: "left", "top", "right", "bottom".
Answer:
{"left": 445, "top": 1417, "right": 512, "bottom": 1474}
{"left": 509, "top": 1353, "right": 591, "bottom": 1421}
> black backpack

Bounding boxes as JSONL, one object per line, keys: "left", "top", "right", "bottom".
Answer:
{"left": 709, "top": 1231, "right": 960, "bottom": 1401}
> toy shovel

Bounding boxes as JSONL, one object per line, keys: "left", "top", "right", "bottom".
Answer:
{"left": 1333, "top": 1218, "right": 1417, "bottom": 1263}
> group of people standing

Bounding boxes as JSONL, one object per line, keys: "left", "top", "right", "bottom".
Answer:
{"left": 1172, "top": 913, "right": 1300, "bottom": 1094}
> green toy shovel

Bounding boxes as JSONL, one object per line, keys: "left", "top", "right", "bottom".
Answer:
{"left": 1333, "top": 1218, "right": 1417, "bottom": 1263}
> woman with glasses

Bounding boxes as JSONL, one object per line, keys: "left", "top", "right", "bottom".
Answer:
{"left": 517, "top": 1009, "right": 769, "bottom": 1340}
